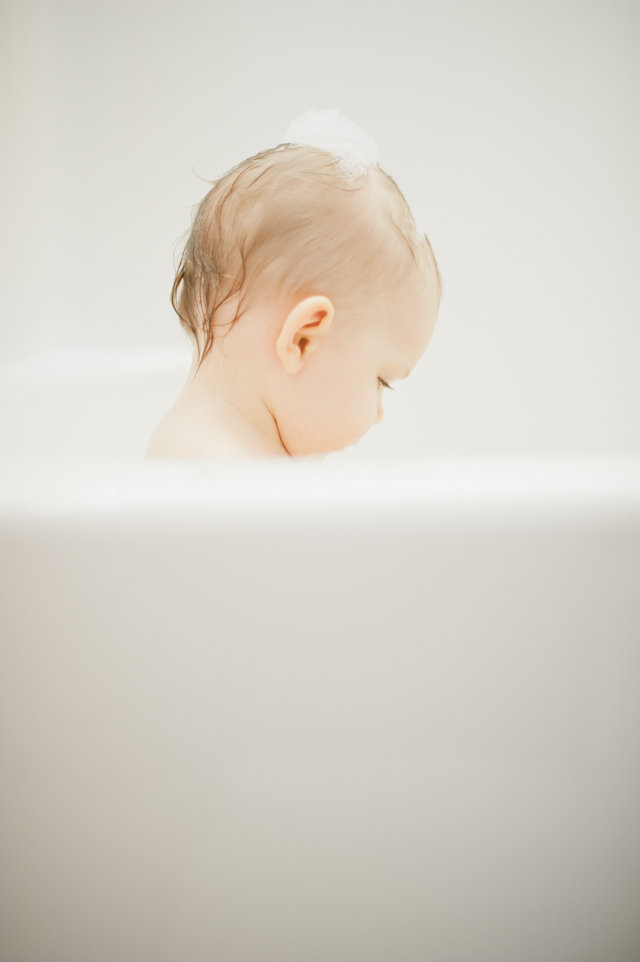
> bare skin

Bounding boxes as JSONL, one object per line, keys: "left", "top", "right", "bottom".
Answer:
{"left": 145, "top": 265, "right": 440, "bottom": 462}
{"left": 144, "top": 384, "right": 288, "bottom": 461}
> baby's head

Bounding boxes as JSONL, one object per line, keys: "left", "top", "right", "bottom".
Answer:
{"left": 171, "top": 114, "right": 442, "bottom": 457}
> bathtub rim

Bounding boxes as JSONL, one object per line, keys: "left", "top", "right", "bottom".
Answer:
{"left": 1, "top": 453, "right": 639, "bottom": 526}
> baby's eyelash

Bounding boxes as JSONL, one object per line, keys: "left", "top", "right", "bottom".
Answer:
{"left": 378, "top": 378, "right": 394, "bottom": 391}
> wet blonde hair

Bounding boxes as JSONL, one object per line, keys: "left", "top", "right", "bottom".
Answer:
{"left": 171, "top": 143, "right": 440, "bottom": 372}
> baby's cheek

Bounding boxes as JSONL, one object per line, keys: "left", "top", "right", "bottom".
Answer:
{"left": 276, "top": 379, "right": 374, "bottom": 455}
{"left": 331, "top": 407, "right": 376, "bottom": 452}
{"left": 283, "top": 407, "right": 363, "bottom": 455}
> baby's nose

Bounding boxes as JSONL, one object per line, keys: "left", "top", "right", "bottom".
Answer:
{"left": 375, "top": 402, "right": 384, "bottom": 425}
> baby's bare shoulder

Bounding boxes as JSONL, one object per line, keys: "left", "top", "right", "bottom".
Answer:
{"left": 145, "top": 408, "right": 259, "bottom": 462}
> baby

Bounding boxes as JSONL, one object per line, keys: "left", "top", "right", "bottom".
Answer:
{"left": 145, "top": 109, "right": 442, "bottom": 462}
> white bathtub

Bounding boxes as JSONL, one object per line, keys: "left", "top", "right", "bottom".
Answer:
{"left": 1, "top": 352, "right": 640, "bottom": 962}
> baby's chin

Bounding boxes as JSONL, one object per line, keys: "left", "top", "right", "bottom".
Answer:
{"left": 321, "top": 434, "right": 369, "bottom": 458}
{"left": 340, "top": 436, "right": 364, "bottom": 453}
{"left": 304, "top": 434, "right": 366, "bottom": 458}
{"left": 282, "top": 421, "right": 372, "bottom": 458}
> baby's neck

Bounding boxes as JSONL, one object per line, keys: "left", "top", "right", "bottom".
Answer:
{"left": 184, "top": 382, "right": 287, "bottom": 457}
{"left": 157, "top": 351, "right": 289, "bottom": 460}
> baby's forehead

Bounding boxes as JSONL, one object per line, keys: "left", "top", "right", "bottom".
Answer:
{"left": 374, "top": 271, "right": 439, "bottom": 361}
{"left": 388, "top": 263, "right": 439, "bottom": 319}
{"left": 421, "top": 242, "right": 442, "bottom": 304}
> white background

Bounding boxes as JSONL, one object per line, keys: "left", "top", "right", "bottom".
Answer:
{"left": 2, "top": 0, "right": 638, "bottom": 457}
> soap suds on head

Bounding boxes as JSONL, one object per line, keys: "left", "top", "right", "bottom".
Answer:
{"left": 282, "top": 108, "right": 428, "bottom": 244}
{"left": 282, "top": 108, "right": 381, "bottom": 180}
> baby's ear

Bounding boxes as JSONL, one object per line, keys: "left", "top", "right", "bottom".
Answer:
{"left": 276, "top": 295, "right": 335, "bottom": 374}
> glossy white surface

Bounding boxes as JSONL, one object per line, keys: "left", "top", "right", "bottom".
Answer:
{"left": 1, "top": 442, "right": 640, "bottom": 961}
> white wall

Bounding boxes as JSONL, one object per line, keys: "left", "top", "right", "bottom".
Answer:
{"left": 1, "top": 0, "right": 638, "bottom": 457}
